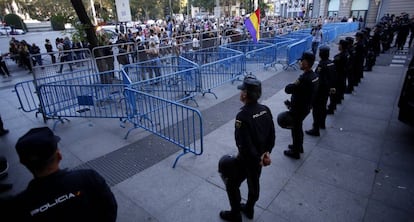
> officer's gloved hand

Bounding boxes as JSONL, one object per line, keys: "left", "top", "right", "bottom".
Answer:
{"left": 284, "top": 100, "right": 291, "bottom": 109}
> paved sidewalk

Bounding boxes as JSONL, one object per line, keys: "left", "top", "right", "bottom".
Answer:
{"left": 0, "top": 43, "right": 413, "bottom": 221}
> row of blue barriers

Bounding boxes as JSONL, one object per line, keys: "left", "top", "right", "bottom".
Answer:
{"left": 14, "top": 22, "right": 359, "bottom": 167}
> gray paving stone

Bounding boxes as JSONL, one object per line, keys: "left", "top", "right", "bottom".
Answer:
{"left": 297, "top": 148, "right": 377, "bottom": 196}
{"left": 255, "top": 210, "right": 289, "bottom": 222}
{"left": 113, "top": 188, "right": 159, "bottom": 222}
{"left": 371, "top": 165, "right": 414, "bottom": 213}
{"left": 363, "top": 199, "right": 413, "bottom": 222}
{"left": 318, "top": 129, "right": 383, "bottom": 162}
{"left": 380, "top": 140, "right": 414, "bottom": 172}
{"left": 333, "top": 114, "right": 389, "bottom": 137}
{"left": 115, "top": 160, "right": 205, "bottom": 216}
{"left": 159, "top": 182, "right": 231, "bottom": 222}
{"left": 267, "top": 175, "right": 368, "bottom": 222}
{"left": 341, "top": 100, "right": 394, "bottom": 121}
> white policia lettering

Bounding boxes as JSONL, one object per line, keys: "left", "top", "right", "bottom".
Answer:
{"left": 253, "top": 111, "right": 267, "bottom": 119}
{"left": 30, "top": 192, "right": 79, "bottom": 216}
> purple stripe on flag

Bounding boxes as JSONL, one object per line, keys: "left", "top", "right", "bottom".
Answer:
{"left": 244, "top": 18, "right": 258, "bottom": 43}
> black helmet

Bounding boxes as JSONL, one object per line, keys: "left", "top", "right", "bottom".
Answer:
{"left": 218, "top": 154, "right": 239, "bottom": 179}
{"left": 237, "top": 74, "right": 262, "bottom": 101}
{"left": 277, "top": 111, "right": 294, "bottom": 129}
{"left": 319, "top": 46, "right": 330, "bottom": 58}
{"left": 345, "top": 36, "right": 354, "bottom": 45}
{"left": 300, "top": 51, "right": 315, "bottom": 65}
{"left": 355, "top": 31, "right": 364, "bottom": 38}
{"left": 339, "top": 39, "right": 348, "bottom": 49}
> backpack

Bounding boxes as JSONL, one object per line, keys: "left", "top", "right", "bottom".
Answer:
{"left": 63, "top": 41, "right": 71, "bottom": 50}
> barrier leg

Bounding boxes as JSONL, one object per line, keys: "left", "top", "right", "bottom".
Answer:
{"left": 172, "top": 149, "right": 190, "bottom": 168}
{"left": 52, "top": 117, "right": 70, "bottom": 130}
{"left": 202, "top": 89, "right": 218, "bottom": 99}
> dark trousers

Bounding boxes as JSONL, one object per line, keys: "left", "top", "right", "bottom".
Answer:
{"left": 0, "top": 116, "right": 4, "bottom": 131}
{"left": 59, "top": 55, "right": 73, "bottom": 72}
{"left": 312, "top": 42, "right": 320, "bottom": 56}
{"left": 290, "top": 111, "right": 308, "bottom": 151}
{"left": 312, "top": 93, "right": 329, "bottom": 130}
{"left": 225, "top": 160, "right": 262, "bottom": 212}
{"left": 0, "top": 61, "right": 10, "bottom": 76}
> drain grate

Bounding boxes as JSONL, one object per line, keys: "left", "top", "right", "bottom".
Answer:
{"left": 74, "top": 135, "right": 180, "bottom": 186}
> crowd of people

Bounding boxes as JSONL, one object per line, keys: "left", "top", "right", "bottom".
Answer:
{"left": 0, "top": 15, "right": 350, "bottom": 79}
{"left": 1, "top": 13, "right": 413, "bottom": 80}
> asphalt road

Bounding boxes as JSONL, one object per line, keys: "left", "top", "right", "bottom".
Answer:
{"left": 0, "top": 30, "right": 71, "bottom": 54}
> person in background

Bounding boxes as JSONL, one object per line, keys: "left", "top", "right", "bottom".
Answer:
{"left": 311, "top": 24, "right": 323, "bottom": 56}
{"left": 44, "top": 39, "right": 56, "bottom": 64}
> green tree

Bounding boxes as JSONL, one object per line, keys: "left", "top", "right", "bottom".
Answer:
{"left": 192, "top": 0, "right": 215, "bottom": 13}
{"left": 0, "top": 0, "right": 75, "bottom": 22}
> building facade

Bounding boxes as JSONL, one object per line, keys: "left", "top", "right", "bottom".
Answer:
{"left": 275, "top": 0, "right": 414, "bottom": 27}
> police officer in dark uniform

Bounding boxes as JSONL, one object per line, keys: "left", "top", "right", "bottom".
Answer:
{"left": 219, "top": 75, "right": 275, "bottom": 222}
{"left": 281, "top": 52, "right": 319, "bottom": 159}
{"left": 345, "top": 36, "right": 356, "bottom": 93}
{"left": 7, "top": 127, "right": 118, "bottom": 221}
{"left": 354, "top": 31, "right": 366, "bottom": 84}
{"left": 333, "top": 39, "right": 349, "bottom": 106}
{"left": 363, "top": 28, "right": 376, "bottom": 72}
{"left": 306, "top": 46, "right": 336, "bottom": 136}
{"left": 372, "top": 25, "right": 382, "bottom": 56}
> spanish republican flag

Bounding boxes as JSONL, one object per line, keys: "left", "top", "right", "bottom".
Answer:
{"left": 244, "top": 8, "right": 260, "bottom": 43}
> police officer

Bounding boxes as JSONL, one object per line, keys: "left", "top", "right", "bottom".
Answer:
{"left": 219, "top": 75, "right": 275, "bottom": 222}
{"left": 8, "top": 127, "right": 118, "bottom": 221}
{"left": 282, "top": 52, "right": 319, "bottom": 159}
{"left": 363, "top": 28, "right": 376, "bottom": 72}
{"left": 333, "top": 40, "right": 349, "bottom": 106}
{"left": 354, "top": 31, "right": 366, "bottom": 84}
{"left": 345, "top": 37, "right": 356, "bottom": 93}
{"left": 306, "top": 46, "right": 336, "bottom": 137}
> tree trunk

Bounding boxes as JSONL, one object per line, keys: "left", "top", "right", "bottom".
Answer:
{"left": 70, "top": 0, "right": 110, "bottom": 80}
{"left": 70, "top": 0, "right": 99, "bottom": 49}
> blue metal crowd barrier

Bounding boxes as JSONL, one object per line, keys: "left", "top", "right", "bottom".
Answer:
{"left": 14, "top": 66, "right": 98, "bottom": 121}
{"left": 221, "top": 40, "right": 277, "bottom": 70}
{"left": 281, "top": 32, "right": 312, "bottom": 51}
{"left": 14, "top": 80, "right": 40, "bottom": 113}
{"left": 123, "top": 88, "right": 203, "bottom": 168}
{"left": 181, "top": 47, "right": 245, "bottom": 98}
{"left": 261, "top": 36, "right": 298, "bottom": 69}
{"left": 122, "top": 56, "right": 200, "bottom": 105}
{"left": 323, "top": 27, "right": 338, "bottom": 43}
{"left": 36, "top": 70, "right": 128, "bottom": 126}
{"left": 286, "top": 40, "right": 308, "bottom": 70}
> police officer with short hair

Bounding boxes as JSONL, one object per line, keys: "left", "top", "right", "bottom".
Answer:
{"left": 354, "top": 31, "right": 366, "bottom": 84}
{"left": 7, "top": 127, "right": 118, "bottom": 221}
{"left": 333, "top": 39, "right": 349, "bottom": 106}
{"left": 306, "top": 46, "right": 336, "bottom": 136}
{"left": 219, "top": 75, "right": 275, "bottom": 222}
{"left": 281, "top": 52, "right": 319, "bottom": 159}
{"left": 345, "top": 37, "right": 356, "bottom": 93}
